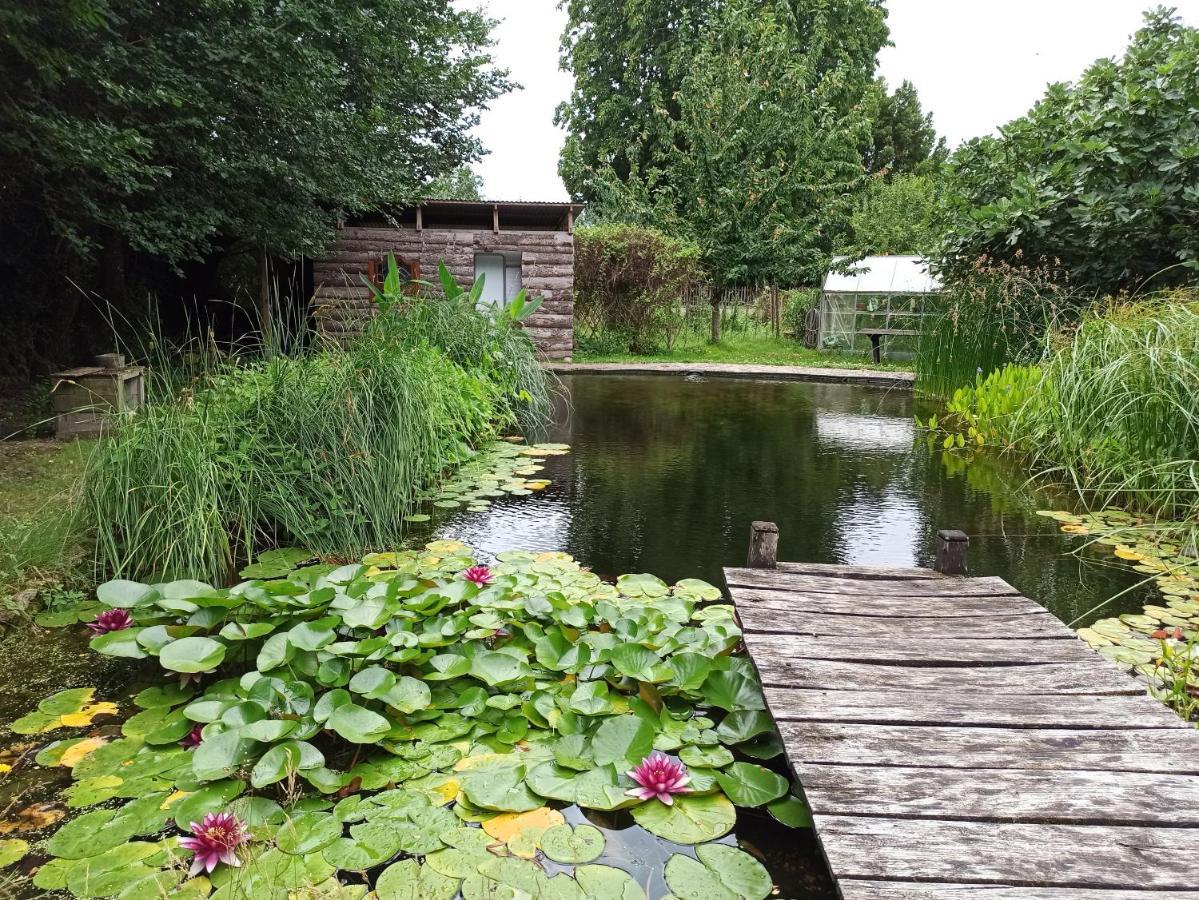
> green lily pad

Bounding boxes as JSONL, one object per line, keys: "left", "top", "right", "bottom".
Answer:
{"left": 376, "top": 858, "right": 460, "bottom": 900}
{"left": 713, "top": 762, "right": 788, "bottom": 807}
{"left": 539, "top": 823, "right": 605, "bottom": 864}
{"left": 766, "top": 794, "right": 812, "bottom": 828}
{"left": 159, "top": 636, "right": 226, "bottom": 673}
{"left": 665, "top": 844, "right": 772, "bottom": 900}
{"left": 276, "top": 811, "right": 343, "bottom": 855}
{"left": 574, "top": 864, "right": 648, "bottom": 900}
{"left": 631, "top": 792, "right": 737, "bottom": 844}
{"left": 0, "top": 838, "right": 28, "bottom": 868}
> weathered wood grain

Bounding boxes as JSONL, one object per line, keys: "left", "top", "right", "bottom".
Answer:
{"left": 774, "top": 561, "right": 944, "bottom": 580}
{"left": 761, "top": 686, "right": 1185, "bottom": 728}
{"left": 732, "top": 587, "right": 1039, "bottom": 618}
{"left": 758, "top": 659, "right": 1142, "bottom": 695}
{"left": 726, "top": 568, "right": 1022, "bottom": 596}
{"left": 745, "top": 632, "right": 1101, "bottom": 666}
{"left": 740, "top": 610, "right": 1073, "bottom": 640}
{"left": 814, "top": 816, "right": 1199, "bottom": 889}
{"left": 779, "top": 723, "right": 1194, "bottom": 770}
{"left": 798, "top": 763, "right": 1199, "bottom": 825}
{"left": 839, "top": 881, "right": 1199, "bottom": 899}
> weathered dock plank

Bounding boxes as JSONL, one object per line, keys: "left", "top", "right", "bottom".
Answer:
{"left": 799, "top": 763, "right": 1199, "bottom": 825}
{"left": 731, "top": 587, "right": 1049, "bottom": 618}
{"left": 778, "top": 722, "right": 1199, "bottom": 771}
{"left": 725, "top": 546, "right": 1199, "bottom": 895}
{"left": 760, "top": 660, "right": 1144, "bottom": 694}
{"left": 815, "top": 816, "right": 1199, "bottom": 890}
{"left": 839, "top": 882, "right": 1199, "bottom": 900}
{"left": 739, "top": 610, "right": 1073, "bottom": 639}
{"left": 747, "top": 632, "right": 1104, "bottom": 665}
{"left": 763, "top": 685, "right": 1183, "bottom": 728}
{"left": 726, "top": 568, "right": 1021, "bottom": 596}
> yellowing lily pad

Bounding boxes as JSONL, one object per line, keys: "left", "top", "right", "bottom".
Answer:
{"left": 481, "top": 807, "right": 565, "bottom": 845}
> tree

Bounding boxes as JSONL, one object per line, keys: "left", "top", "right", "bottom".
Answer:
{"left": 0, "top": 0, "right": 508, "bottom": 274}
{"left": 860, "top": 79, "right": 948, "bottom": 177}
{"left": 938, "top": 9, "right": 1199, "bottom": 292}
{"left": 424, "top": 167, "right": 486, "bottom": 201}
{"left": 849, "top": 174, "right": 942, "bottom": 256}
{"left": 558, "top": 0, "right": 889, "bottom": 285}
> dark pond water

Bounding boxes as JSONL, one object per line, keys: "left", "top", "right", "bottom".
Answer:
{"left": 446, "top": 374, "right": 1147, "bottom": 627}
{"left": 0, "top": 374, "right": 1150, "bottom": 898}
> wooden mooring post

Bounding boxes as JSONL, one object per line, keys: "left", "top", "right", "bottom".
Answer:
{"left": 934, "top": 529, "right": 969, "bottom": 575}
{"left": 747, "top": 521, "right": 779, "bottom": 569}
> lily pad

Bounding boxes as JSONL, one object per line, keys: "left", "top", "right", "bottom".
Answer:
{"left": 713, "top": 762, "right": 788, "bottom": 807}
{"left": 631, "top": 792, "right": 737, "bottom": 844}
{"left": 665, "top": 844, "right": 772, "bottom": 900}
{"left": 540, "top": 823, "right": 606, "bottom": 864}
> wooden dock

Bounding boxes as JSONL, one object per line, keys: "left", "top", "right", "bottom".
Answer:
{"left": 725, "top": 527, "right": 1199, "bottom": 898}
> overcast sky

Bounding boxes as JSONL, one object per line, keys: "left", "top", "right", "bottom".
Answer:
{"left": 467, "top": 0, "right": 1199, "bottom": 201}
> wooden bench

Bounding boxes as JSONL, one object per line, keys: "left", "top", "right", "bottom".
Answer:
{"left": 859, "top": 327, "right": 917, "bottom": 364}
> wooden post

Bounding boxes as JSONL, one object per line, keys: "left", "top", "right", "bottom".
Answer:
{"left": 935, "top": 529, "right": 969, "bottom": 575}
{"left": 748, "top": 521, "right": 779, "bottom": 569}
{"left": 566, "top": 206, "right": 574, "bottom": 234}
{"left": 415, "top": 205, "right": 423, "bottom": 232}
{"left": 493, "top": 204, "right": 500, "bottom": 234}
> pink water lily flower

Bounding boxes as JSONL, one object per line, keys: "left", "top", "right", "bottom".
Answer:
{"left": 87, "top": 608, "right": 133, "bottom": 635}
{"left": 627, "top": 753, "right": 692, "bottom": 805}
{"left": 180, "top": 811, "right": 247, "bottom": 875}
{"left": 180, "top": 723, "right": 204, "bottom": 749}
{"left": 462, "top": 565, "right": 494, "bottom": 586}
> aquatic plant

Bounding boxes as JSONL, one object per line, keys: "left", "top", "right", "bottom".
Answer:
{"left": 1039, "top": 508, "right": 1199, "bottom": 720}
{"left": 180, "top": 811, "right": 247, "bottom": 875}
{"left": 627, "top": 752, "right": 692, "bottom": 804}
{"left": 85, "top": 608, "right": 132, "bottom": 635}
{"left": 461, "top": 564, "right": 494, "bottom": 586}
{"left": 11, "top": 543, "right": 804, "bottom": 897}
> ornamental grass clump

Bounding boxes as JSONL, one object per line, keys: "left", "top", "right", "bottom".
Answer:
{"left": 13, "top": 542, "right": 806, "bottom": 898}
{"left": 83, "top": 270, "right": 553, "bottom": 583}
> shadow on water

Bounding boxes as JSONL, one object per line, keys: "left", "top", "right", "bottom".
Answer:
{"left": 0, "top": 374, "right": 1154, "bottom": 898}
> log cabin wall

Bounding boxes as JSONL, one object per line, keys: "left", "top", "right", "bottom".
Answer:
{"left": 311, "top": 202, "right": 578, "bottom": 359}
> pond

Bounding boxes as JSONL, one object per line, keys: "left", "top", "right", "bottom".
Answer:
{"left": 0, "top": 374, "right": 1150, "bottom": 899}
{"left": 446, "top": 374, "right": 1147, "bottom": 627}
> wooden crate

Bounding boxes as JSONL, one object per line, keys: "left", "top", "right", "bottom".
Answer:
{"left": 49, "top": 366, "right": 145, "bottom": 439}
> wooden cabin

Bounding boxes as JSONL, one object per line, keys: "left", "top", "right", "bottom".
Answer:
{"left": 312, "top": 200, "right": 581, "bottom": 359}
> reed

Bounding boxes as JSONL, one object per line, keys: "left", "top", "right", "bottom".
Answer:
{"left": 1013, "top": 298, "right": 1199, "bottom": 523}
{"left": 82, "top": 301, "right": 550, "bottom": 583}
{"left": 916, "top": 259, "right": 1083, "bottom": 398}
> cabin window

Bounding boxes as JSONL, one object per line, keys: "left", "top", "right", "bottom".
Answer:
{"left": 474, "top": 252, "right": 522, "bottom": 306}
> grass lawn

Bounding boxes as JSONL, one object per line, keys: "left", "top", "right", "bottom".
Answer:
{"left": 574, "top": 332, "right": 915, "bottom": 372}
{"left": 0, "top": 439, "right": 92, "bottom": 603}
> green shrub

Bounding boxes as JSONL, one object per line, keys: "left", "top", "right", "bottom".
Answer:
{"left": 938, "top": 11, "right": 1199, "bottom": 292}
{"left": 574, "top": 224, "right": 703, "bottom": 354}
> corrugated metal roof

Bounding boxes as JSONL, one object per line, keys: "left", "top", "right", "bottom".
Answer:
{"left": 823, "top": 255, "right": 942, "bottom": 294}
{"left": 419, "top": 199, "right": 583, "bottom": 209}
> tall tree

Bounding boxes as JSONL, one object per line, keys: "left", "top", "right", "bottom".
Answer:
{"left": 424, "top": 167, "right": 486, "bottom": 201}
{"left": 557, "top": 0, "right": 888, "bottom": 284}
{"left": 860, "top": 79, "right": 948, "bottom": 177}
{"left": 939, "top": 8, "right": 1199, "bottom": 292}
{"left": 0, "top": 0, "right": 508, "bottom": 272}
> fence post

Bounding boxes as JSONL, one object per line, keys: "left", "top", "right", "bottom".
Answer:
{"left": 748, "top": 521, "right": 779, "bottom": 569}
{"left": 934, "top": 529, "right": 969, "bottom": 575}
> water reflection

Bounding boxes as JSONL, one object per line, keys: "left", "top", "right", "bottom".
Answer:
{"left": 443, "top": 374, "right": 1148, "bottom": 627}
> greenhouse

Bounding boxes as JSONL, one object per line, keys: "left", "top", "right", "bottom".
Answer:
{"left": 818, "top": 255, "right": 942, "bottom": 361}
